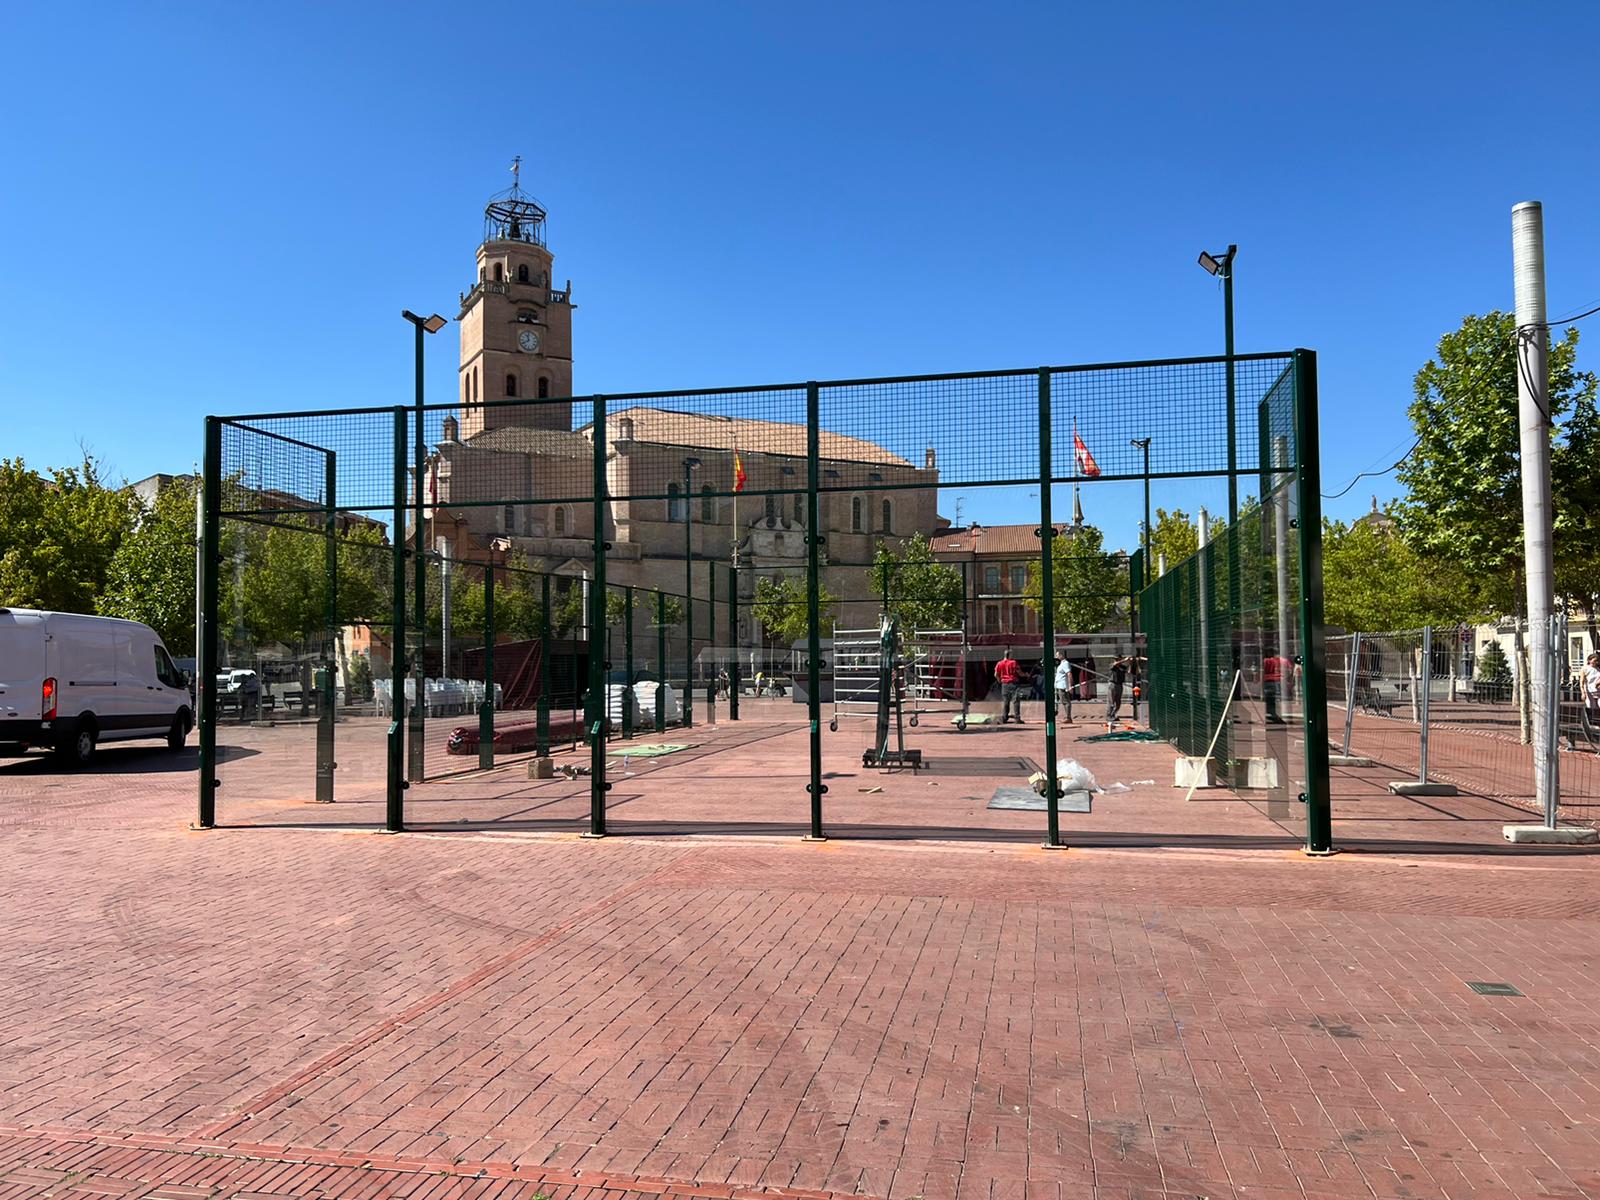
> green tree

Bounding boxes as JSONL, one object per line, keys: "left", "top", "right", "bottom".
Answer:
{"left": 868, "top": 537, "right": 964, "bottom": 629}
{"left": 1023, "top": 524, "right": 1126, "bottom": 633}
{"left": 1396, "top": 311, "right": 1597, "bottom": 618}
{"left": 752, "top": 574, "right": 836, "bottom": 645}
{"left": 1476, "top": 640, "right": 1511, "bottom": 685}
{"left": 1148, "top": 507, "right": 1202, "bottom": 572}
{"left": 98, "top": 476, "right": 199, "bottom": 649}
{"left": 0, "top": 456, "right": 135, "bottom": 613}
{"left": 1321, "top": 511, "right": 1481, "bottom": 632}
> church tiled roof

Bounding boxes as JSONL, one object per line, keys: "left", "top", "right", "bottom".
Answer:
{"left": 465, "top": 426, "right": 593, "bottom": 457}
{"left": 602, "top": 407, "right": 912, "bottom": 467}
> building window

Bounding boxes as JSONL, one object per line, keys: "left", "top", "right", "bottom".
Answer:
{"left": 503, "top": 505, "right": 516, "bottom": 534}
{"left": 538, "top": 376, "right": 550, "bottom": 399}
{"left": 702, "top": 486, "right": 715, "bottom": 522}
{"left": 1010, "top": 604, "right": 1025, "bottom": 632}
{"left": 984, "top": 566, "right": 1000, "bottom": 593}
{"left": 553, "top": 505, "right": 566, "bottom": 537}
{"left": 517, "top": 263, "right": 529, "bottom": 283}
{"left": 505, "top": 373, "right": 518, "bottom": 398}
{"left": 764, "top": 494, "right": 777, "bottom": 523}
{"left": 984, "top": 605, "right": 1000, "bottom": 633}
{"left": 518, "top": 309, "right": 537, "bottom": 323}
{"left": 793, "top": 493, "right": 803, "bottom": 525}
{"left": 880, "top": 498, "right": 892, "bottom": 533}
{"left": 472, "top": 369, "right": 478, "bottom": 403}
{"left": 1010, "top": 564, "right": 1027, "bottom": 592}
{"left": 851, "top": 496, "right": 863, "bottom": 533}
{"left": 493, "top": 263, "right": 504, "bottom": 282}
{"left": 667, "top": 482, "right": 684, "bottom": 523}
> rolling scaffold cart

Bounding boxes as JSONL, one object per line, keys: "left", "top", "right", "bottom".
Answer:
{"left": 828, "top": 619, "right": 970, "bottom": 768}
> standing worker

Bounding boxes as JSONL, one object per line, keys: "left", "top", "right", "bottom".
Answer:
{"left": 1583, "top": 652, "right": 1600, "bottom": 737}
{"left": 1105, "top": 651, "right": 1130, "bottom": 724}
{"left": 996, "top": 647, "right": 1024, "bottom": 724}
{"left": 1262, "top": 644, "right": 1290, "bottom": 724}
{"left": 1054, "top": 649, "right": 1072, "bottom": 722}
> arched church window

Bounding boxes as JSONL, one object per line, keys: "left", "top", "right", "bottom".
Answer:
{"left": 493, "top": 263, "right": 504, "bottom": 282}
{"left": 667, "top": 482, "right": 684, "bottom": 523}
{"left": 517, "top": 263, "right": 529, "bottom": 283}
{"left": 880, "top": 498, "right": 892, "bottom": 533}
{"left": 538, "top": 377, "right": 550, "bottom": 399}
{"left": 553, "top": 506, "right": 567, "bottom": 536}
{"left": 850, "top": 496, "right": 863, "bottom": 533}
{"left": 764, "top": 494, "right": 776, "bottom": 524}
{"left": 503, "top": 505, "right": 516, "bottom": 533}
{"left": 793, "top": 493, "right": 803, "bottom": 525}
{"left": 505, "top": 374, "right": 518, "bottom": 397}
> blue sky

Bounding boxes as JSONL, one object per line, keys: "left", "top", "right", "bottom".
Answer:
{"left": 3, "top": 1, "right": 1597, "bottom": 551}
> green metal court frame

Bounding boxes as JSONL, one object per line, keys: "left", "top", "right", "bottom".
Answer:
{"left": 195, "top": 349, "right": 1332, "bottom": 852}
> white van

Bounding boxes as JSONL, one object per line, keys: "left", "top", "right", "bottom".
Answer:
{"left": 0, "top": 608, "right": 193, "bottom": 765}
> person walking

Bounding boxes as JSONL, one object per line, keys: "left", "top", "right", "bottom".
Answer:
{"left": 996, "top": 648, "right": 1024, "bottom": 724}
{"left": 1262, "top": 645, "right": 1290, "bottom": 724}
{"left": 1583, "top": 651, "right": 1600, "bottom": 734}
{"left": 1053, "top": 649, "right": 1072, "bottom": 722}
{"left": 1105, "top": 651, "right": 1130, "bottom": 723}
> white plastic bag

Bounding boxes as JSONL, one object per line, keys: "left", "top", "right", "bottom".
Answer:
{"left": 1056, "top": 757, "right": 1100, "bottom": 794}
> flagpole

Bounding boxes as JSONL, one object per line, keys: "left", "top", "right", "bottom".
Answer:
{"left": 1072, "top": 415, "right": 1080, "bottom": 529}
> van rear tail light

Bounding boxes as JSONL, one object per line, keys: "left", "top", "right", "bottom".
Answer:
{"left": 43, "top": 677, "right": 57, "bottom": 721}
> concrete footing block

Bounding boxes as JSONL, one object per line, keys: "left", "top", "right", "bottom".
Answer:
{"left": 1243, "top": 756, "right": 1280, "bottom": 789}
{"left": 1503, "top": 824, "right": 1599, "bottom": 844}
{"left": 529, "top": 756, "right": 554, "bottom": 779}
{"left": 1387, "top": 781, "right": 1459, "bottom": 796}
{"left": 1328, "top": 754, "right": 1373, "bottom": 767}
{"left": 1175, "top": 757, "right": 1216, "bottom": 790}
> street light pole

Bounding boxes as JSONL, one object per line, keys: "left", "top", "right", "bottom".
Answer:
{"left": 401, "top": 310, "right": 447, "bottom": 784}
{"left": 1130, "top": 437, "right": 1151, "bottom": 563}
{"left": 1197, "top": 246, "right": 1238, "bottom": 527}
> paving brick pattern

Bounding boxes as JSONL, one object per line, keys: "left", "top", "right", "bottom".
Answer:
{"left": 5, "top": 724, "right": 1600, "bottom": 1199}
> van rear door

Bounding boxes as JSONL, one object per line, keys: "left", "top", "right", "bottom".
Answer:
{"left": 0, "top": 610, "right": 46, "bottom": 724}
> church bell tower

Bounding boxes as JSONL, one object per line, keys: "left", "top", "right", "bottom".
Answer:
{"left": 457, "top": 160, "right": 575, "bottom": 438}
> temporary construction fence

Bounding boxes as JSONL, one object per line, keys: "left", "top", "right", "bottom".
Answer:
{"left": 1140, "top": 358, "right": 1332, "bottom": 849}
{"left": 195, "top": 350, "right": 1329, "bottom": 849}
{"left": 1327, "top": 619, "right": 1600, "bottom": 827}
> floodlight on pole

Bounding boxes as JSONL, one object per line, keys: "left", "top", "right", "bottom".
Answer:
{"left": 401, "top": 308, "right": 449, "bottom": 785}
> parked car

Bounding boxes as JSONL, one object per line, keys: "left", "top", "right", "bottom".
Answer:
{"left": 0, "top": 608, "right": 194, "bottom": 765}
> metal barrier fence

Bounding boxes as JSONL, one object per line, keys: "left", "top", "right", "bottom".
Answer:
{"left": 196, "top": 350, "right": 1327, "bottom": 848}
{"left": 1328, "top": 618, "right": 1600, "bottom": 826}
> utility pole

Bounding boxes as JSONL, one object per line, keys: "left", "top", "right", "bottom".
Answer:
{"left": 1513, "top": 202, "right": 1558, "bottom": 829}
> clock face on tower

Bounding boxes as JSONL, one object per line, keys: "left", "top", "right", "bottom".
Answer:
{"left": 518, "top": 328, "right": 541, "bottom": 354}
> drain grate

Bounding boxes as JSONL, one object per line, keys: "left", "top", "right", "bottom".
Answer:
{"left": 1465, "top": 981, "right": 1523, "bottom": 997}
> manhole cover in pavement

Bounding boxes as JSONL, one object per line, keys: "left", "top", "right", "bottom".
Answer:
{"left": 1465, "top": 981, "right": 1523, "bottom": 996}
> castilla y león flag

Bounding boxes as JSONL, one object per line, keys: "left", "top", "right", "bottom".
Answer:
{"left": 733, "top": 450, "right": 747, "bottom": 493}
{"left": 1073, "top": 430, "right": 1101, "bottom": 478}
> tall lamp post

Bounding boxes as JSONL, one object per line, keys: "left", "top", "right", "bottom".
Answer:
{"left": 402, "top": 310, "right": 448, "bottom": 783}
{"left": 1129, "top": 437, "right": 1152, "bottom": 563}
{"left": 1196, "top": 246, "right": 1238, "bottom": 528}
{"left": 682, "top": 456, "right": 701, "bottom": 728}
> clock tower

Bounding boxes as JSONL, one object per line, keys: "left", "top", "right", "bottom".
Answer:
{"left": 457, "top": 165, "right": 575, "bottom": 438}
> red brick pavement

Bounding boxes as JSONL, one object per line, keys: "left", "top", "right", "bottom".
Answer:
{"left": 5, "top": 718, "right": 1600, "bottom": 1199}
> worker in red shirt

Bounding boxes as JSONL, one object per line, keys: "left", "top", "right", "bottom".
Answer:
{"left": 1263, "top": 646, "right": 1291, "bottom": 724}
{"left": 996, "top": 647, "right": 1024, "bottom": 724}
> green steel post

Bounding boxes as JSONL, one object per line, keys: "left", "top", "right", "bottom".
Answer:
{"left": 316, "top": 449, "right": 337, "bottom": 802}
{"left": 1293, "top": 350, "right": 1334, "bottom": 853}
{"left": 409, "top": 325, "right": 425, "bottom": 785}
{"left": 479, "top": 555, "right": 495, "bottom": 771}
{"left": 537, "top": 574, "right": 551, "bottom": 755}
{"left": 623, "top": 585, "right": 634, "bottom": 739}
{"left": 656, "top": 590, "right": 668, "bottom": 734}
{"left": 387, "top": 407, "right": 407, "bottom": 832}
{"left": 588, "top": 396, "right": 609, "bottom": 837}
{"left": 727, "top": 564, "right": 739, "bottom": 720}
{"left": 197, "top": 417, "right": 222, "bottom": 828}
{"left": 805, "top": 382, "right": 826, "bottom": 840}
{"left": 707, "top": 559, "right": 716, "bottom": 723}
{"left": 683, "top": 462, "right": 694, "bottom": 730}
{"left": 1224, "top": 251, "right": 1243, "bottom": 664}
{"left": 1039, "top": 369, "right": 1062, "bottom": 848}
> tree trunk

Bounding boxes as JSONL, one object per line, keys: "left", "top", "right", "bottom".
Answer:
{"left": 1514, "top": 621, "right": 1531, "bottom": 745}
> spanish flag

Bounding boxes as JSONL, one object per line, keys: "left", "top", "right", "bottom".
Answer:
{"left": 733, "top": 450, "right": 746, "bottom": 493}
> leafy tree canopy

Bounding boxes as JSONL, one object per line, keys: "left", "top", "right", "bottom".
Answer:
{"left": 1023, "top": 523, "right": 1126, "bottom": 633}
{"left": 869, "top": 537, "right": 964, "bottom": 630}
{"left": 752, "top": 574, "right": 836, "bottom": 646}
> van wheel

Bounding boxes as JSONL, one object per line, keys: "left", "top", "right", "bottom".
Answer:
{"left": 57, "top": 721, "right": 96, "bottom": 767}
{"left": 168, "top": 713, "right": 189, "bottom": 752}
